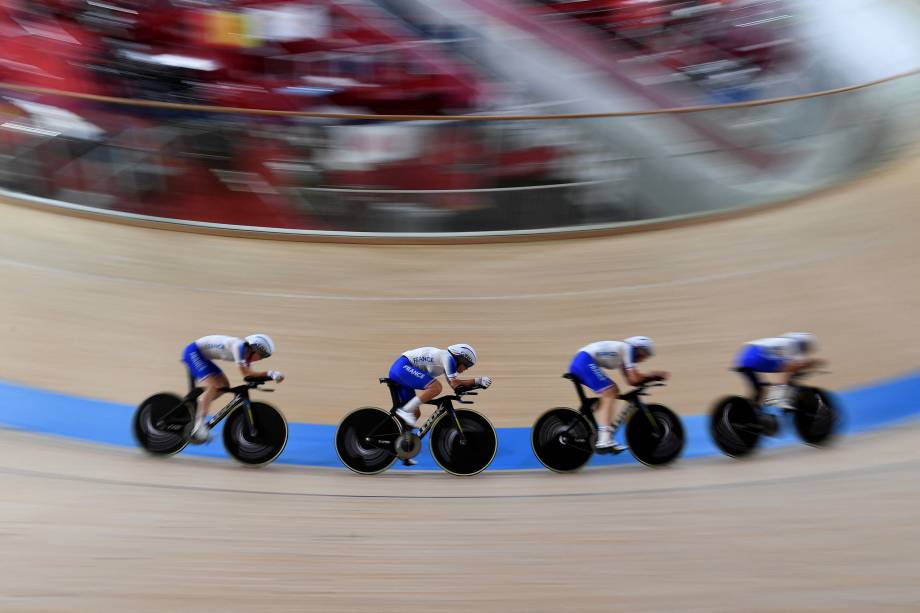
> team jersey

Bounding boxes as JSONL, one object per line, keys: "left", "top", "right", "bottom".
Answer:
{"left": 746, "top": 337, "right": 804, "bottom": 363}
{"left": 401, "top": 346, "right": 459, "bottom": 380}
{"left": 194, "top": 335, "right": 249, "bottom": 366}
{"left": 578, "top": 341, "right": 635, "bottom": 371}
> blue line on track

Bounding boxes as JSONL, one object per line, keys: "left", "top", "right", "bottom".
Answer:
{"left": 0, "top": 372, "right": 918, "bottom": 471}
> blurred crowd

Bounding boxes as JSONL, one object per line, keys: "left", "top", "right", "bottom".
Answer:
{"left": 0, "top": 0, "right": 487, "bottom": 113}
{"left": 0, "top": 0, "right": 799, "bottom": 231}
{"left": 534, "top": 0, "right": 796, "bottom": 102}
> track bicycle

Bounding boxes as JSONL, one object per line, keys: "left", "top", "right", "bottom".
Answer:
{"left": 133, "top": 374, "right": 288, "bottom": 466}
{"left": 335, "top": 378, "right": 497, "bottom": 476}
{"left": 531, "top": 374, "right": 685, "bottom": 472}
{"left": 710, "top": 369, "right": 838, "bottom": 458}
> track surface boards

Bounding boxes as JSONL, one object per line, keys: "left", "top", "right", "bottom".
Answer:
{"left": 3, "top": 156, "right": 920, "bottom": 424}
{"left": 1, "top": 155, "right": 919, "bottom": 610}
{"left": 0, "top": 425, "right": 918, "bottom": 611}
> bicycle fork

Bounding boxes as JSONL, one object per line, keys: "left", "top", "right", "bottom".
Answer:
{"left": 449, "top": 406, "right": 468, "bottom": 445}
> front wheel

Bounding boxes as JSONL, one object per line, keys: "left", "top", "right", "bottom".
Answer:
{"left": 430, "top": 409, "right": 497, "bottom": 476}
{"left": 793, "top": 387, "right": 838, "bottom": 446}
{"left": 531, "top": 408, "right": 595, "bottom": 473}
{"left": 222, "top": 401, "right": 289, "bottom": 466}
{"left": 625, "top": 404, "right": 685, "bottom": 466}
{"left": 335, "top": 407, "right": 402, "bottom": 475}
{"left": 132, "top": 393, "right": 193, "bottom": 456}
{"left": 710, "top": 396, "right": 761, "bottom": 458}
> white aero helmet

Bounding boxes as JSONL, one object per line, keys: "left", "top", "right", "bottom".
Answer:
{"left": 624, "top": 336, "right": 656, "bottom": 357}
{"left": 782, "top": 332, "right": 817, "bottom": 353}
{"left": 447, "top": 343, "right": 478, "bottom": 368}
{"left": 245, "top": 334, "right": 275, "bottom": 358}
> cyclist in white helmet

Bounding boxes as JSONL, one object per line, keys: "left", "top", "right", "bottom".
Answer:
{"left": 389, "top": 343, "right": 493, "bottom": 429}
{"left": 181, "top": 334, "right": 284, "bottom": 443}
{"left": 734, "top": 332, "right": 824, "bottom": 410}
{"left": 569, "top": 336, "right": 668, "bottom": 453}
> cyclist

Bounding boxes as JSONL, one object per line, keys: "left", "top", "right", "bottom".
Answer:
{"left": 390, "top": 343, "right": 493, "bottom": 428}
{"left": 569, "top": 337, "right": 668, "bottom": 453}
{"left": 181, "top": 334, "right": 284, "bottom": 443}
{"left": 734, "top": 332, "right": 824, "bottom": 410}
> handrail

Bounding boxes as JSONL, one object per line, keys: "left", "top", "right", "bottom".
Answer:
{"left": 1, "top": 68, "right": 917, "bottom": 121}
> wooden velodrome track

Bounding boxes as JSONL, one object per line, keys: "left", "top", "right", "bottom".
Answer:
{"left": 1, "top": 152, "right": 920, "bottom": 611}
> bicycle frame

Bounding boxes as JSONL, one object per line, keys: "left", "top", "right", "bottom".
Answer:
{"left": 378, "top": 378, "right": 473, "bottom": 444}
{"left": 414, "top": 403, "right": 449, "bottom": 440}
{"left": 360, "top": 397, "right": 463, "bottom": 454}
{"left": 154, "top": 379, "right": 262, "bottom": 437}
{"left": 564, "top": 374, "right": 662, "bottom": 433}
{"left": 738, "top": 368, "right": 827, "bottom": 405}
{"left": 207, "top": 391, "right": 252, "bottom": 433}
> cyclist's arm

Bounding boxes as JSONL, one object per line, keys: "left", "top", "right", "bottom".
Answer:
{"left": 448, "top": 375, "right": 478, "bottom": 389}
{"left": 624, "top": 367, "right": 668, "bottom": 386}
{"left": 441, "top": 352, "right": 478, "bottom": 389}
{"left": 231, "top": 341, "right": 263, "bottom": 378}
{"left": 239, "top": 363, "right": 270, "bottom": 379}
{"left": 785, "top": 357, "right": 825, "bottom": 373}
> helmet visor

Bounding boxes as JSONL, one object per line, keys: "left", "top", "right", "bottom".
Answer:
{"left": 452, "top": 352, "right": 474, "bottom": 368}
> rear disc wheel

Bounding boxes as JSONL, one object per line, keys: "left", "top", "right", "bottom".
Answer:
{"left": 710, "top": 396, "right": 761, "bottom": 458}
{"left": 132, "top": 393, "right": 192, "bottom": 456}
{"left": 531, "top": 408, "right": 595, "bottom": 472}
{"left": 335, "top": 407, "right": 401, "bottom": 475}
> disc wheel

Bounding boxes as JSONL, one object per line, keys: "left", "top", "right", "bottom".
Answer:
{"left": 430, "top": 409, "right": 497, "bottom": 476}
{"left": 132, "top": 393, "right": 192, "bottom": 456}
{"left": 625, "top": 404, "right": 685, "bottom": 466}
{"left": 710, "top": 396, "right": 761, "bottom": 458}
{"left": 335, "top": 407, "right": 402, "bottom": 475}
{"left": 793, "top": 387, "right": 838, "bottom": 446}
{"left": 222, "top": 401, "right": 289, "bottom": 466}
{"left": 531, "top": 407, "right": 595, "bottom": 472}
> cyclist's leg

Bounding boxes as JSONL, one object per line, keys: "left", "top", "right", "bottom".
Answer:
{"left": 736, "top": 367, "right": 764, "bottom": 403}
{"left": 735, "top": 345, "right": 770, "bottom": 403}
{"left": 182, "top": 343, "right": 227, "bottom": 434}
{"left": 737, "top": 345, "right": 788, "bottom": 407}
{"left": 595, "top": 386, "right": 618, "bottom": 427}
{"left": 195, "top": 372, "right": 229, "bottom": 427}
{"left": 388, "top": 356, "right": 438, "bottom": 426}
{"left": 570, "top": 351, "right": 621, "bottom": 448}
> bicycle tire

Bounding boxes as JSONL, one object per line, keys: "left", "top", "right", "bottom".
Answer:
{"left": 430, "top": 409, "right": 497, "bottom": 476}
{"left": 132, "top": 393, "right": 192, "bottom": 456}
{"left": 625, "top": 403, "right": 684, "bottom": 466}
{"left": 531, "top": 407, "right": 595, "bottom": 472}
{"left": 335, "top": 407, "right": 402, "bottom": 475}
{"left": 793, "top": 386, "right": 838, "bottom": 446}
{"left": 710, "top": 396, "right": 761, "bottom": 458}
{"left": 222, "top": 401, "right": 289, "bottom": 466}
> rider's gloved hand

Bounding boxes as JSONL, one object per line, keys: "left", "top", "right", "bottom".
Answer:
{"left": 475, "top": 376, "right": 493, "bottom": 389}
{"left": 268, "top": 370, "right": 285, "bottom": 383}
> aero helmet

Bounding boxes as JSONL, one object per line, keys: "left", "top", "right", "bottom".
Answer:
{"left": 782, "top": 332, "right": 817, "bottom": 353}
{"left": 624, "top": 336, "right": 656, "bottom": 357}
{"left": 245, "top": 334, "right": 275, "bottom": 358}
{"left": 447, "top": 343, "right": 478, "bottom": 368}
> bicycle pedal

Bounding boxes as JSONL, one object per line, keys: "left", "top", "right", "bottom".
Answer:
{"left": 401, "top": 458, "right": 418, "bottom": 467}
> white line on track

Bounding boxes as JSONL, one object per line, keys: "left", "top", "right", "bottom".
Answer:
{"left": 0, "top": 240, "right": 872, "bottom": 302}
